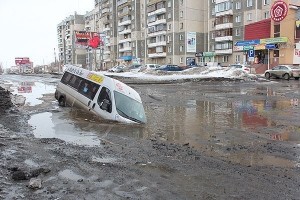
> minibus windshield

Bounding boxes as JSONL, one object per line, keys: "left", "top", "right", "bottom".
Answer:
{"left": 114, "top": 91, "right": 147, "bottom": 124}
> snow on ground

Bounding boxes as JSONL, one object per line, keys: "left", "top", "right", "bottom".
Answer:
{"left": 97, "top": 66, "right": 258, "bottom": 81}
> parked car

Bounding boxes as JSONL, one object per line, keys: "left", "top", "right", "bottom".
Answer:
{"left": 229, "top": 64, "right": 251, "bottom": 74}
{"left": 108, "top": 65, "right": 125, "bottom": 73}
{"left": 264, "top": 65, "right": 300, "bottom": 80}
{"left": 128, "top": 64, "right": 143, "bottom": 72}
{"left": 155, "top": 65, "right": 183, "bottom": 71}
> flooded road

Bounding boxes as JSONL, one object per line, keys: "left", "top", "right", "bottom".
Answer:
{"left": 1, "top": 74, "right": 300, "bottom": 200}
{"left": 3, "top": 74, "right": 300, "bottom": 168}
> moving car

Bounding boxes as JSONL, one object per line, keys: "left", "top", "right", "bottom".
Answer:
{"left": 155, "top": 64, "right": 183, "bottom": 71}
{"left": 108, "top": 65, "right": 125, "bottom": 73}
{"left": 55, "top": 65, "right": 147, "bottom": 124}
{"left": 229, "top": 64, "right": 251, "bottom": 74}
{"left": 264, "top": 65, "right": 300, "bottom": 80}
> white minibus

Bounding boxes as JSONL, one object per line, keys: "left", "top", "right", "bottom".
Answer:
{"left": 54, "top": 65, "right": 147, "bottom": 124}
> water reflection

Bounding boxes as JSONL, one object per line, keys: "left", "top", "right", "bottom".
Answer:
{"left": 29, "top": 112, "right": 102, "bottom": 146}
{"left": 12, "top": 81, "right": 56, "bottom": 106}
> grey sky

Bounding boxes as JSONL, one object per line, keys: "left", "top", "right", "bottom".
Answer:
{"left": 0, "top": 0, "right": 93, "bottom": 68}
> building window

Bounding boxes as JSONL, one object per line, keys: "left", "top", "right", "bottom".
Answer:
{"left": 264, "top": 11, "right": 269, "bottom": 19}
{"left": 168, "top": 13, "right": 171, "bottom": 19}
{"left": 179, "top": 46, "right": 183, "bottom": 52}
{"left": 273, "top": 50, "right": 279, "bottom": 57}
{"left": 168, "top": 24, "right": 171, "bottom": 30}
{"left": 235, "top": 28, "right": 240, "bottom": 36}
{"left": 223, "top": 55, "right": 229, "bottom": 62}
{"left": 180, "top": 23, "right": 183, "bottom": 29}
{"left": 180, "top": 11, "right": 183, "bottom": 18}
{"left": 167, "top": 35, "right": 171, "bottom": 42}
{"left": 235, "top": 15, "right": 241, "bottom": 23}
{"left": 247, "top": 0, "right": 253, "bottom": 7}
{"left": 235, "top": 55, "right": 240, "bottom": 63}
{"left": 180, "top": 0, "right": 183, "bottom": 5}
{"left": 236, "top": 2, "right": 241, "bottom": 10}
{"left": 211, "top": 32, "right": 215, "bottom": 39}
{"left": 263, "top": 0, "right": 270, "bottom": 5}
{"left": 168, "top": 1, "right": 171, "bottom": 7}
{"left": 180, "top": 57, "right": 183, "bottom": 63}
{"left": 168, "top": 46, "right": 172, "bottom": 53}
{"left": 179, "top": 34, "right": 183, "bottom": 40}
{"left": 247, "top": 13, "right": 252, "bottom": 21}
{"left": 274, "top": 24, "right": 280, "bottom": 37}
{"left": 168, "top": 58, "right": 172, "bottom": 64}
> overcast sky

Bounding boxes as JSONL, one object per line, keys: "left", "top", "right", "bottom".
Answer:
{"left": 0, "top": 0, "right": 94, "bottom": 68}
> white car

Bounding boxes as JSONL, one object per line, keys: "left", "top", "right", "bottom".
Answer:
{"left": 229, "top": 64, "right": 251, "bottom": 74}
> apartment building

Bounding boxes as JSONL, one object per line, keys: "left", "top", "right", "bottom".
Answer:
{"left": 79, "top": 0, "right": 208, "bottom": 69}
{"left": 57, "top": 13, "right": 86, "bottom": 67}
{"left": 208, "top": 0, "right": 271, "bottom": 66}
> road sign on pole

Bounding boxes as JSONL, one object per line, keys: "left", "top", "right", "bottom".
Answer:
{"left": 248, "top": 49, "right": 255, "bottom": 62}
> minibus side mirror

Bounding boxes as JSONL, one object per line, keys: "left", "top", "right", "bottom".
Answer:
{"left": 100, "top": 99, "right": 111, "bottom": 111}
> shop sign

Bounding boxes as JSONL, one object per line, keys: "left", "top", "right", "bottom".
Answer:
{"left": 203, "top": 52, "right": 215, "bottom": 57}
{"left": 260, "top": 37, "right": 288, "bottom": 44}
{"left": 265, "top": 44, "right": 276, "bottom": 49}
{"left": 254, "top": 44, "right": 266, "bottom": 50}
{"left": 235, "top": 39, "right": 260, "bottom": 46}
{"left": 270, "top": 1, "right": 288, "bottom": 22}
{"left": 243, "top": 46, "right": 254, "bottom": 51}
{"left": 233, "top": 46, "right": 243, "bottom": 51}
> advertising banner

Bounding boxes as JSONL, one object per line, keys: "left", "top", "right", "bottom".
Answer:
{"left": 74, "top": 31, "right": 101, "bottom": 49}
{"left": 187, "top": 32, "right": 196, "bottom": 53}
{"left": 15, "top": 57, "right": 30, "bottom": 65}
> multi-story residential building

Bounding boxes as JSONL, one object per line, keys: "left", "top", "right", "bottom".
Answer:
{"left": 60, "top": 0, "right": 209, "bottom": 69}
{"left": 57, "top": 12, "right": 86, "bottom": 67}
{"left": 208, "top": 0, "right": 272, "bottom": 66}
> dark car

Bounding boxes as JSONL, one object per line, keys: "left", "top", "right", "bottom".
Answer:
{"left": 155, "top": 65, "right": 183, "bottom": 71}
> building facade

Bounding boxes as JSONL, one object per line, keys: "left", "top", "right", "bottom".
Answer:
{"left": 57, "top": 13, "right": 86, "bottom": 67}
{"left": 208, "top": 0, "right": 272, "bottom": 66}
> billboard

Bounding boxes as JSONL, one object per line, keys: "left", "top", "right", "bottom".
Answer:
{"left": 74, "top": 31, "right": 102, "bottom": 48}
{"left": 187, "top": 32, "right": 196, "bottom": 53}
{"left": 15, "top": 57, "right": 30, "bottom": 65}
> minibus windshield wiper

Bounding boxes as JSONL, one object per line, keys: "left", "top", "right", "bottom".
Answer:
{"left": 116, "top": 108, "right": 141, "bottom": 123}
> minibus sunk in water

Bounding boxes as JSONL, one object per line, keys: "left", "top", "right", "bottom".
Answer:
{"left": 54, "top": 65, "right": 147, "bottom": 124}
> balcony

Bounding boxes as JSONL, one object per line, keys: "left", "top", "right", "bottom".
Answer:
{"left": 104, "top": 50, "right": 111, "bottom": 55}
{"left": 215, "top": 22, "right": 233, "bottom": 30}
{"left": 119, "top": 38, "right": 131, "bottom": 44}
{"left": 215, "top": 49, "right": 232, "bottom": 55}
{"left": 148, "top": 8, "right": 167, "bottom": 17}
{"left": 148, "top": 41, "right": 167, "bottom": 48}
{"left": 148, "top": 30, "right": 167, "bottom": 37}
{"left": 216, "top": 0, "right": 230, "bottom": 3}
{"left": 102, "top": 7, "right": 110, "bottom": 14}
{"left": 148, "top": 19, "right": 166, "bottom": 27}
{"left": 119, "top": 29, "right": 131, "bottom": 35}
{"left": 118, "top": 20, "right": 131, "bottom": 26}
{"left": 216, "top": 9, "right": 233, "bottom": 17}
{"left": 119, "top": 46, "right": 132, "bottom": 52}
{"left": 103, "top": 27, "right": 110, "bottom": 32}
{"left": 215, "top": 36, "right": 233, "bottom": 42}
{"left": 148, "top": 52, "right": 167, "bottom": 58}
{"left": 117, "top": 0, "right": 128, "bottom": 7}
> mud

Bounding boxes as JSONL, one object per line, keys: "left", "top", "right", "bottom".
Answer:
{"left": 0, "top": 75, "right": 300, "bottom": 200}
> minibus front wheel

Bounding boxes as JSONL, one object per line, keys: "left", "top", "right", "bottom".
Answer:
{"left": 58, "top": 96, "right": 66, "bottom": 107}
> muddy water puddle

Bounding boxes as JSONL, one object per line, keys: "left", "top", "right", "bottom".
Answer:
{"left": 11, "top": 81, "right": 56, "bottom": 106}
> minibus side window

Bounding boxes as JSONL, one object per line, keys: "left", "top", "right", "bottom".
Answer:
{"left": 61, "top": 72, "right": 72, "bottom": 84}
{"left": 97, "top": 87, "right": 112, "bottom": 113}
{"left": 69, "top": 75, "right": 81, "bottom": 89}
{"left": 78, "top": 80, "right": 100, "bottom": 100}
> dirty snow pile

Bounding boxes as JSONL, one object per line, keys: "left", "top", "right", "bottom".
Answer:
{"left": 100, "top": 66, "right": 258, "bottom": 81}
